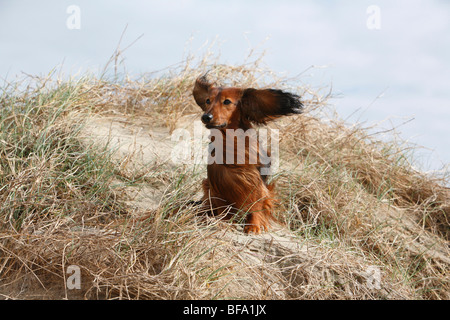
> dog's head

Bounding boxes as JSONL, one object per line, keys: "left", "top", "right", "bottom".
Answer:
{"left": 193, "top": 75, "right": 303, "bottom": 129}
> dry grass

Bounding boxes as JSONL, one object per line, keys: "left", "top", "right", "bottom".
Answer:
{"left": 0, "top": 49, "right": 448, "bottom": 300}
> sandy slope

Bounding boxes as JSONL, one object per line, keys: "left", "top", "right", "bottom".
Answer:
{"left": 76, "top": 115, "right": 448, "bottom": 299}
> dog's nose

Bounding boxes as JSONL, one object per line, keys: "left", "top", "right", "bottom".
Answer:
{"left": 201, "top": 113, "right": 213, "bottom": 124}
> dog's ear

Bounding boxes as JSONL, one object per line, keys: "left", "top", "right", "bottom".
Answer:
{"left": 239, "top": 88, "right": 303, "bottom": 124}
{"left": 193, "top": 75, "right": 212, "bottom": 111}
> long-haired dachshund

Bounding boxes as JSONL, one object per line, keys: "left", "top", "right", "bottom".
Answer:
{"left": 193, "top": 75, "right": 303, "bottom": 234}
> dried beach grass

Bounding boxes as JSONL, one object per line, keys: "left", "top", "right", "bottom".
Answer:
{"left": 0, "top": 48, "right": 448, "bottom": 300}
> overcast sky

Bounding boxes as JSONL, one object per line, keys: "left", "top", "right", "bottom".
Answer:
{"left": 1, "top": 0, "right": 449, "bottom": 173}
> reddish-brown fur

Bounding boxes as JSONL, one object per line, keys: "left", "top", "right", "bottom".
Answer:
{"left": 193, "top": 75, "right": 303, "bottom": 234}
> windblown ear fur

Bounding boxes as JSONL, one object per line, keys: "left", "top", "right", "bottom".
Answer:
{"left": 193, "top": 75, "right": 212, "bottom": 111}
{"left": 239, "top": 88, "right": 303, "bottom": 124}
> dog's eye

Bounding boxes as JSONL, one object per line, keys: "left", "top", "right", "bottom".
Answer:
{"left": 223, "top": 99, "right": 232, "bottom": 105}
{"left": 206, "top": 99, "right": 211, "bottom": 104}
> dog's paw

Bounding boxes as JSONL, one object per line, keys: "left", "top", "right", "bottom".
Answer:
{"left": 244, "top": 224, "right": 262, "bottom": 234}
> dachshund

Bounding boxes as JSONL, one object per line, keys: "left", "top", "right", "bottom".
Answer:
{"left": 192, "top": 75, "right": 303, "bottom": 234}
